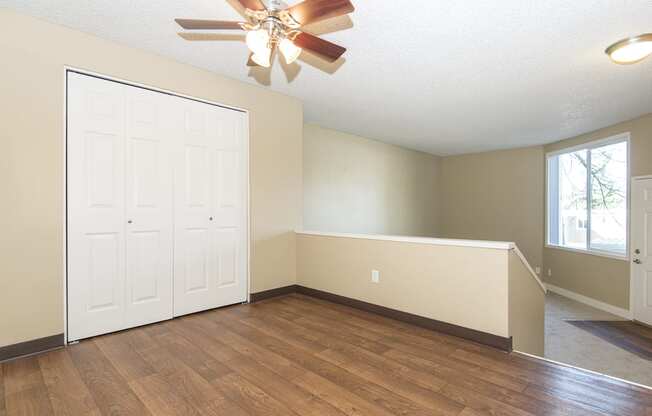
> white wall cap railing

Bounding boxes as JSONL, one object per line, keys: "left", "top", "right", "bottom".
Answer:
{"left": 296, "top": 230, "right": 515, "bottom": 250}
{"left": 295, "top": 230, "right": 547, "bottom": 294}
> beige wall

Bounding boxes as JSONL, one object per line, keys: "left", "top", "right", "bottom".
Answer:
{"left": 438, "top": 146, "right": 545, "bottom": 270}
{"left": 0, "top": 9, "right": 302, "bottom": 347}
{"left": 508, "top": 251, "right": 545, "bottom": 356}
{"left": 543, "top": 113, "right": 652, "bottom": 309}
{"left": 297, "top": 232, "right": 546, "bottom": 355}
{"left": 303, "top": 124, "right": 440, "bottom": 236}
{"left": 297, "top": 233, "right": 510, "bottom": 337}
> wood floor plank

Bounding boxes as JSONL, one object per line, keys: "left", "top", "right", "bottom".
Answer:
{"left": 215, "top": 314, "right": 453, "bottom": 416}
{"left": 292, "top": 370, "right": 397, "bottom": 416}
{"left": 67, "top": 340, "right": 151, "bottom": 416}
{"left": 317, "top": 348, "right": 462, "bottom": 415}
{"left": 224, "top": 356, "right": 346, "bottom": 416}
{"left": 256, "top": 301, "right": 527, "bottom": 404}
{"left": 382, "top": 349, "right": 603, "bottom": 416}
{"left": 177, "top": 313, "right": 395, "bottom": 416}
{"left": 136, "top": 343, "right": 223, "bottom": 407}
{"left": 384, "top": 344, "right": 527, "bottom": 392}
{"left": 2, "top": 295, "right": 649, "bottom": 416}
{"left": 438, "top": 383, "right": 534, "bottom": 416}
{"left": 0, "top": 363, "right": 6, "bottom": 415}
{"left": 195, "top": 397, "right": 252, "bottom": 416}
{"left": 2, "top": 357, "right": 44, "bottom": 396}
{"left": 277, "top": 297, "right": 459, "bottom": 356}
{"left": 4, "top": 386, "right": 54, "bottom": 416}
{"left": 128, "top": 373, "right": 202, "bottom": 416}
{"left": 290, "top": 294, "right": 473, "bottom": 349}
{"left": 37, "top": 349, "right": 100, "bottom": 416}
{"left": 212, "top": 372, "right": 300, "bottom": 416}
{"left": 94, "top": 331, "right": 156, "bottom": 382}
{"left": 452, "top": 348, "right": 651, "bottom": 411}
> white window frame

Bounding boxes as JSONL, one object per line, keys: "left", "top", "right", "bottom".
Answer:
{"left": 545, "top": 132, "right": 630, "bottom": 261}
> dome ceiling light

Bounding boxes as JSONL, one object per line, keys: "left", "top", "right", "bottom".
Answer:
{"left": 605, "top": 33, "right": 652, "bottom": 64}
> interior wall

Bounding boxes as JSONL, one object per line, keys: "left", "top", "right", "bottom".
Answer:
{"left": 297, "top": 233, "right": 510, "bottom": 337}
{"left": 543, "top": 113, "right": 652, "bottom": 310}
{"left": 0, "top": 9, "right": 302, "bottom": 347}
{"left": 303, "top": 124, "right": 441, "bottom": 236}
{"left": 438, "top": 146, "right": 545, "bottom": 270}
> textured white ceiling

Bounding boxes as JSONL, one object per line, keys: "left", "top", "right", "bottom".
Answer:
{"left": 2, "top": 0, "right": 652, "bottom": 155}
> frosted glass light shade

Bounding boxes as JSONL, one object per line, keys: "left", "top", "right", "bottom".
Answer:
{"left": 246, "top": 29, "right": 269, "bottom": 55}
{"left": 279, "top": 38, "right": 302, "bottom": 64}
{"left": 251, "top": 48, "right": 271, "bottom": 67}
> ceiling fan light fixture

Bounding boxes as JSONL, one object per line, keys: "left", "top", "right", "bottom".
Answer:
{"left": 246, "top": 28, "right": 270, "bottom": 55}
{"left": 251, "top": 48, "right": 272, "bottom": 67}
{"left": 279, "top": 38, "right": 302, "bottom": 64}
{"left": 605, "top": 33, "right": 652, "bottom": 64}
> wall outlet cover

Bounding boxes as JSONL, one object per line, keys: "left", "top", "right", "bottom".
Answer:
{"left": 371, "top": 270, "right": 380, "bottom": 283}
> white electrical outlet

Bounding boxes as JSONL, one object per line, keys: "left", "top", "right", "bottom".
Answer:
{"left": 535, "top": 267, "right": 541, "bottom": 275}
{"left": 371, "top": 270, "right": 380, "bottom": 283}
{"left": 547, "top": 268, "right": 552, "bottom": 277}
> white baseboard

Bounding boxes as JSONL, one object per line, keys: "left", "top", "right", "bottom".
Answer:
{"left": 545, "top": 283, "right": 632, "bottom": 320}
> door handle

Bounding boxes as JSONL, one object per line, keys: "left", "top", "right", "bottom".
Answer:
{"left": 633, "top": 259, "right": 642, "bottom": 264}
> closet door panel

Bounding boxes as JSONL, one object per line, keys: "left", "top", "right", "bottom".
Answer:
{"left": 174, "top": 101, "right": 218, "bottom": 316}
{"left": 67, "top": 73, "right": 127, "bottom": 341}
{"left": 212, "top": 109, "right": 248, "bottom": 306}
{"left": 173, "top": 102, "right": 247, "bottom": 316}
{"left": 124, "top": 88, "right": 174, "bottom": 327}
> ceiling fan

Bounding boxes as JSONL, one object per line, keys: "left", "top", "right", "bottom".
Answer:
{"left": 176, "top": 0, "right": 354, "bottom": 68}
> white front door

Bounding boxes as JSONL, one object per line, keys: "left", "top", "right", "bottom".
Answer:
{"left": 632, "top": 177, "right": 652, "bottom": 326}
{"left": 173, "top": 101, "right": 248, "bottom": 316}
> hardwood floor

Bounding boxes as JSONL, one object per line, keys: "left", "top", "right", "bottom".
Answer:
{"left": 1, "top": 294, "right": 651, "bottom": 416}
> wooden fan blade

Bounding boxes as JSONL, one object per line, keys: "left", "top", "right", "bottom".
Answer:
{"left": 175, "top": 19, "right": 244, "bottom": 30}
{"left": 286, "top": 0, "right": 354, "bottom": 26}
{"left": 293, "top": 32, "right": 346, "bottom": 62}
{"left": 235, "top": 0, "right": 267, "bottom": 11}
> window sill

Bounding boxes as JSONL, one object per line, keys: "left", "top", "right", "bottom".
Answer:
{"left": 544, "top": 244, "right": 629, "bottom": 261}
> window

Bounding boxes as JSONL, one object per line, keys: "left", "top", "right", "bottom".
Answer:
{"left": 547, "top": 135, "right": 628, "bottom": 257}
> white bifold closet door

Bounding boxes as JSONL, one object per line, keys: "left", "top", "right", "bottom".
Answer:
{"left": 173, "top": 97, "right": 249, "bottom": 316}
{"left": 67, "top": 72, "right": 248, "bottom": 341}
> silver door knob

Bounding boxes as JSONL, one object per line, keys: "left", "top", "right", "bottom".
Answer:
{"left": 633, "top": 259, "right": 642, "bottom": 264}
{"left": 127, "top": 220, "right": 133, "bottom": 224}
{"left": 209, "top": 217, "right": 214, "bottom": 221}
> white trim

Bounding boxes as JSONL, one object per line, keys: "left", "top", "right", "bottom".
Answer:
{"left": 544, "top": 244, "right": 629, "bottom": 261}
{"left": 632, "top": 175, "right": 652, "bottom": 180}
{"left": 295, "top": 230, "right": 515, "bottom": 250}
{"left": 545, "top": 283, "right": 633, "bottom": 320}
{"left": 512, "top": 246, "right": 547, "bottom": 294}
{"left": 513, "top": 351, "right": 652, "bottom": 391}
{"left": 63, "top": 66, "right": 249, "bottom": 113}
{"left": 63, "top": 67, "right": 251, "bottom": 341}
{"left": 244, "top": 113, "right": 251, "bottom": 303}
{"left": 62, "top": 69, "right": 68, "bottom": 345}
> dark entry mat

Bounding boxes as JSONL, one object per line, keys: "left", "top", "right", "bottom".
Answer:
{"left": 565, "top": 320, "right": 652, "bottom": 360}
